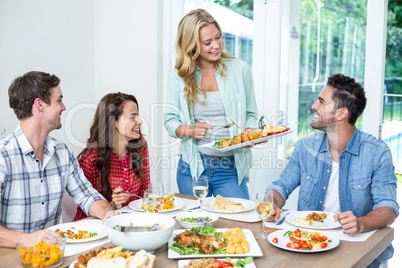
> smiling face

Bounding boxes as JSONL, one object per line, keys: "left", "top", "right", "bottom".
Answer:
{"left": 197, "top": 23, "right": 222, "bottom": 65}
{"left": 42, "top": 85, "right": 66, "bottom": 130}
{"left": 114, "top": 100, "right": 142, "bottom": 142}
{"left": 311, "top": 86, "right": 338, "bottom": 131}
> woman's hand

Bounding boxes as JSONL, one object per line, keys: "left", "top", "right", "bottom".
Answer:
{"left": 191, "top": 122, "right": 213, "bottom": 139}
{"left": 111, "top": 187, "right": 131, "bottom": 209}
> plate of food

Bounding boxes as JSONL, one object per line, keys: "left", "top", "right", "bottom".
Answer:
{"left": 168, "top": 226, "right": 263, "bottom": 259}
{"left": 268, "top": 229, "right": 340, "bottom": 253}
{"left": 128, "top": 195, "right": 185, "bottom": 213}
{"left": 69, "top": 246, "right": 156, "bottom": 268}
{"left": 201, "top": 196, "right": 255, "bottom": 213}
{"left": 286, "top": 211, "right": 342, "bottom": 229}
{"left": 178, "top": 257, "right": 256, "bottom": 268}
{"left": 48, "top": 222, "right": 107, "bottom": 243}
{"left": 202, "top": 125, "right": 294, "bottom": 152}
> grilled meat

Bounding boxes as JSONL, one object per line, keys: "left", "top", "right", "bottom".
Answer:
{"left": 174, "top": 231, "right": 226, "bottom": 254}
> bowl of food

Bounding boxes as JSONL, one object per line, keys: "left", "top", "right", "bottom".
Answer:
{"left": 175, "top": 211, "right": 219, "bottom": 229}
{"left": 16, "top": 238, "right": 65, "bottom": 268}
{"left": 104, "top": 213, "right": 175, "bottom": 252}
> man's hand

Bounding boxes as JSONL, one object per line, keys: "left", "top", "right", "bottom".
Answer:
{"left": 334, "top": 211, "right": 359, "bottom": 235}
{"left": 102, "top": 210, "right": 120, "bottom": 223}
{"left": 191, "top": 122, "right": 213, "bottom": 139}
{"left": 266, "top": 204, "right": 282, "bottom": 222}
{"left": 112, "top": 187, "right": 131, "bottom": 209}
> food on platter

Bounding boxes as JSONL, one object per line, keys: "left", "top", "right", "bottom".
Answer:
{"left": 222, "top": 228, "right": 250, "bottom": 254}
{"left": 17, "top": 240, "right": 63, "bottom": 267}
{"left": 306, "top": 212, "right": 328, "bottom": 222}
{"left": 74, "top": 246, "right": 155, "bottom": 268}
{"left": 281, "top": 229, "right": 331, "bottom": 250}
{"left": 261, "top": 124, "right": 288, "bottom": 136}
{"left": 55, "top": 228, "right": 97, "bottom": 240}
{"left": 183, "top": 257, "right": 253, "bottom": 268}
{"left": 212, "top": 124, "right": 290, "bottom": 149}
{"left": 170, "top": 226, "right": 249, "bottom": 255}
{"left": 213, "top": 195, "right": 243, "bottom": 211}
{"left": 295, "top": 217, "right": 313, "bottom": 226}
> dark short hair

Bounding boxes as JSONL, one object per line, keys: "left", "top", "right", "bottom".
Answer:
{"left": 8, "top": 71, "right": 60, "bottom": 120}
{"left": 327, "top": 73, "right": 367, "bottom": 125}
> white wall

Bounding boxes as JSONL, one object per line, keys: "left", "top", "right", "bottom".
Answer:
{"left": 0, "top": 0, "right": 165, "bottom": 184}
{"left": 0, "top": 0, "right": 95, "bottom": 153}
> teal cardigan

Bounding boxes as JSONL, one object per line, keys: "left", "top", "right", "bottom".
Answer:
{"left": 164, "top": 58, "right": 258, "bottom": 185}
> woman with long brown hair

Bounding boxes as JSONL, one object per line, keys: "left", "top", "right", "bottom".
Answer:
{"left": 74, "top": 92, "right": 150, "bottom": 220}
{"left": 164, "top": 9, "right": 258, "bottom": 199}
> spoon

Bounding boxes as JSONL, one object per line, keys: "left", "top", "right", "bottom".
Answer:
{"left": 195, "top": 217, "right": 211, "bottom": 227}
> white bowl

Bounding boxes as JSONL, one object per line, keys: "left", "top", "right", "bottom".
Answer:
{"left": 175, "top": 211, "right": 219, "bottom": 229}
{"left": 104, "top": 213, "right": 175, "bottom": 252}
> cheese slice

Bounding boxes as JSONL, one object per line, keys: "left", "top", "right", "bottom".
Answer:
{"left": 295, "top": 217, "right": 313, "bottom": 226}
{"left": 87, "top": 257, "right": 127, "bottom": 268}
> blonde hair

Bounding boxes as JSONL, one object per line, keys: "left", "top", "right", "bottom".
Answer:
{"left": 175, "top": 9, "right": 234, "bottom": 109}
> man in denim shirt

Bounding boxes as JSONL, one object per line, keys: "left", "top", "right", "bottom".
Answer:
{"left": 267, "top": 74, "right": 399, "bottom": 267}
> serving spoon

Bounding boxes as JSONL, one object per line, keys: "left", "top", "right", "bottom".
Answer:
{"left": 195, "top": 217, "right": 211, "bottom": 227}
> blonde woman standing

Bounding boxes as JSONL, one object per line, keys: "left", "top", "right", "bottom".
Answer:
{"left": 164, "top": 9, "right": 258, "bottom": 199}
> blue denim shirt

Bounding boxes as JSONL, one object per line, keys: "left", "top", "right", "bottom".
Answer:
{"left": 267, "top": 128, "right": 399, "bottom": 261}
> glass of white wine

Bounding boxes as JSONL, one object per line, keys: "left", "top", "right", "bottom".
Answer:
{"left": 192, "top": 176, "right": 208, "bottom": 212}
{"left": 255, "top": 191, "right": 273, "bottom": 240}
{"left": 143, "top": 189, "right": 162, "bottom": 213}
{"left": 148, "top": 182, "right": 164, "bottom": 210}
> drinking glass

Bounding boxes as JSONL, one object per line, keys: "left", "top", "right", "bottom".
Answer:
{"left": 192, "top": 176, "right": 208, "bottom": 212}
{"left": 143, "top": 189, "right": 162, "bottom": 213}
{"left": 148, "top": 182, "right": 165, "bottom": 210}
{"left": 255, "top": 191, "right": 273, "bottom": 239}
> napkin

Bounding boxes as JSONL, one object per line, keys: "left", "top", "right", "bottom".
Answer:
{"left": 265, "top": 212, "right": 376, "bottom": 242}
{"left": 63, "top": 220, "right": 111, "bottom": 257}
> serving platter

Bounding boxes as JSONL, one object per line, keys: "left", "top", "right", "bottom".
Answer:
{"left": 128, "top": 199, "right": 185, "bottom": 213}
{"left": 268, "top": 230, "right": 340, "bottom": 253}
{"left": 48, "top": 222, "right": 107, "bottom": 243}
{"left": 202, "top": 129, "right": 294, "bottom": 152}
{"left": 168, "top": 228, "right": 263, "bottom": 259}
{"left": 178, "top": 258, "right": 256, "bottom": 268}
{"left": 286, "top": 211, "right": 342, "bottom": 230}
{"left": 201, "top": 197, "right": 255, "bottom": 214}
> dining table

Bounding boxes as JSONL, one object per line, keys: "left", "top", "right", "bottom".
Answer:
{"left": 0, "top": 193, "right": 394, "bottom": 268}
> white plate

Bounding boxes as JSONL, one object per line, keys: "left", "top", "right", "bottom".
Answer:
{"left": 178, "top": 258, "right": 256, "bottom": 268}
{"left": 168, "top": 228, "right": 263, "bottom": 259}
{"left": 202, "top": 129, "right": 294, "bottom": 152}
{"left": 128, "top": 198, "right": 185, "bottom": 213}
{"left": 268, "top": 230, "right": 340, "bottom": 253}
{"left": 286, "top": 211, "right": 342, "bottom": 229}
{"left": 201, "top": 197, "right": 255, "bottom": 213}
{"left": 69, "top": 260, "right": 77, "bottom": 268}
{"left": 47, "top": 222, "right": 107, "bottom": 244}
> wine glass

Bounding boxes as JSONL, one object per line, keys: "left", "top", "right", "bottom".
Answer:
{"left": 255, "top": 191, "right": 273, "bottom": 239}
{"left": 148, "top": 182, "right": 164, "bottom": 210}
{"left": 143, "top": 189, "right": 162, "bottom": 213}
{"left": 192, "top": 176, "right": 208, "bottom": 211}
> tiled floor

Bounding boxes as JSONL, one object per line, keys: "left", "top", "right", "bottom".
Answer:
{"left": 387, "top": 183, "right": 401, "bottom": 267}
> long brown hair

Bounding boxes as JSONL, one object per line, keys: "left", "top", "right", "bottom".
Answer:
{"left": 78, "top": 92, "right": 145, "bottom": 200}
{"left": 175, "top": 9, "right": 234, "bottom": 109}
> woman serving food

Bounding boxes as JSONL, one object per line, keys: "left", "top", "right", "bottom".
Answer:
{"left": 163, "top": 9, "right": 258, "bottom": 199}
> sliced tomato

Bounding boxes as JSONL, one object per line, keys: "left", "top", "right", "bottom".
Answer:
{"left": 295, "top": 229, "right": 301, "bottom": 238}
{"left": 308, "top": 243, "right": 313, "bottom": 249}
{"left": 293, "top": 243, "right": 301, "bottom": 249}
{"left": 273, "top": 237, "right": 278, "bottom": 243}
{"left": 321, "top": 242, "right": 328, "bottom": 248}
{"left": 286, "top": 242, "right": 293, "bottom": 248}
{"left": 301, "top": 243, "right": 310, "bottom": 249}
{"left": 310, "top": 235, "right": 316, "bottom": 241}
{"left": 321, "top": 236, "right": 328, "bottom": 242}
{"left": 213, "top": 259, "right": 233, "bottom": 267}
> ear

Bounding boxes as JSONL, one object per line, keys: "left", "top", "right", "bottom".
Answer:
{"left": 33, "top": 98, "right": 44, "bottom": 112}
{"left": 337, "top": 108, "right": 349, "bottom": 121}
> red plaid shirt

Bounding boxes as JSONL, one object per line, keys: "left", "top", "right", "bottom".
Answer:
{"left": 73, "top": 142, "right": 150, "bottom": 220}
